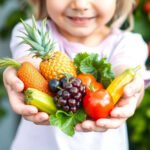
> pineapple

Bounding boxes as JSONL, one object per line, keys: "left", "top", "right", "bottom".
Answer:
{"left": 20, "top": 16, "right": 77, "bottom": 80}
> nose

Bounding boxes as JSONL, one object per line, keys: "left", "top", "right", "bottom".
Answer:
{"left": 70, "top": 0, "right": 90, "bottom": 11}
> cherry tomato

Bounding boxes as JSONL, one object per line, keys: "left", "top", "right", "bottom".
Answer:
{"left": 143, "top": 1, "right": 150, "bottom": 14}
{"left": 77, "top": 74, "right": 104, "bottom": 92}
{"left": 83, "top": 89, "right": 114, "bottom": 120}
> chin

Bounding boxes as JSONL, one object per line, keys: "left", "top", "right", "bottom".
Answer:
{"left": 68, "top": 28, "right": 95, "bottom": 37}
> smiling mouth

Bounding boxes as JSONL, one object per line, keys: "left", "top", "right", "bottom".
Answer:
{"left": 67, "top": 16, "right": 96, "bottom": 26}
{"left": 68, "top": 16, "right": 96, "bottom": 20}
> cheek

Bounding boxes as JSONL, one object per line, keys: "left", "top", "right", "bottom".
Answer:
{"left": 97, "top": 1, "right": 116, "bottom": 21}
{"left": 46, "top": 1, "right": 64, "bottom": 18}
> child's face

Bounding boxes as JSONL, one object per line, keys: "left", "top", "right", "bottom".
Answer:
{"left": 46, "top": 0, "right": 116, "bottom": 39}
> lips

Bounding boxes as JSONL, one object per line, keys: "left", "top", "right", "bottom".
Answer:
{"left": 66, "top": 16, "right": 96, "bottom": 26}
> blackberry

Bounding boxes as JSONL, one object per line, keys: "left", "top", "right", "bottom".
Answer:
{"left": 54, "top": 77, "right": 86, "bottom": 113}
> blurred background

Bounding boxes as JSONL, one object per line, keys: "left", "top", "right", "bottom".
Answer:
{"left": 0, "top": 0, "right": 150, "bottom": 150}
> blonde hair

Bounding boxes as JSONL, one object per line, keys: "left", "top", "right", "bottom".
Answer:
{"left": 111, "top": 0, "right": 135, "bottom": 31}
{"left": 28, "top": 0, "right": 135, "bottom": 30}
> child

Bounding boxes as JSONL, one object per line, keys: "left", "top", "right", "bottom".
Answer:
{"left": 3, "top": 0, "right": 150, "bottom": 150}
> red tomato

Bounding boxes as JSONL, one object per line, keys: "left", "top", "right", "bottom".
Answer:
{"left": 77, "top": 74, "right": 104, "bottom": 92}
{"left": 143, "top": 1, "right": 150, "bottom": 14}
{"left": 83, "top": 89, "right": 114, "bottom": 120}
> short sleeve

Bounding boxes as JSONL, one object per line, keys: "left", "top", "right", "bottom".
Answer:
{"left": 110, "top": 32, "right": 148, "bottom": 68}
{"left": 109, "top": 32, "right": 150, "bottom": 88}
{"left": 10, "top": 19, "right": 32, "bottom": 59}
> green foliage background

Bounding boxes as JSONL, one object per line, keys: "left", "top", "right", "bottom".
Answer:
{"left": 0, "top": 0, "right": 31, "bottom": 39}
{"left": 0, "top": 0, "right": 150, "bottom": 149}
{"left": 127, "top": 0, "right": 150, "bottom": 150}
{"left": 0, "top": 0, "right": 30, "bottom": 120}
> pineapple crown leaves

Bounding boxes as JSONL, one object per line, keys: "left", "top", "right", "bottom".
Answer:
{"left": 19, "top": 15, "right": 56, "bottom": 60}
{"left": 0, "top": 58, "right": 21, "bottom": 69}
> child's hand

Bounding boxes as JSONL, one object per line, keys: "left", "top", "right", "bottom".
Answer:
{"left": 3, "top": 67, "right": 49, "bottom": 125}
{"left": 75, "top": 75, "right": 144, "bottom": 132}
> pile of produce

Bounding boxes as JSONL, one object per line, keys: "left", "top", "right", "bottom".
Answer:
{"left": 0, "top": 16, "right": 140, "bottom": 136}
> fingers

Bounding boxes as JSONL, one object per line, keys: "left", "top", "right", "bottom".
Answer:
{"left": 75, "top": 117, "right": 126, "bottom": 131}
{"left": 75, "top": 76, "right": 144, "bottom": 132}
{"left": 110, "top": 94, "right": 139, "bottom": 118}
{"left": 24, "top": 112, "right": 49, "bottom": 125}
{"left": 3, "top": 67, "right": 24, "bottom": 92}
{"left": 3, "top": 67, "right": 49, "bottom": 126}
{"left": 110, "top": 75, "right": 144, "bottom": 119}
{"left": 76, "top": 95, "right": 139, "bottom": 131}
{"left": 75, "top": 120, "right": 107, "bottom": 132}
{"left": 15, "top": 102, "right": 38, "bottom": 116}
{"left": 3, "top": 67, "right": 38, "bottom": 115}
{"left": 123, "top": 75, "right": 144, "bottom": 97}
{"left": 8, "top": 90, "right": 49, "bottom": 125}
{"left": 7, "top": 90, "right": 38, "bottom": 115}
{"left": 94, "top": 76, "right": 144, "bottom": 129}
{"left": 96, "top": 117, "right": 126, "bottom": 129}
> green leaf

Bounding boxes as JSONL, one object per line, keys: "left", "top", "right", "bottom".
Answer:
{"left": 32, "top": 28, "right": 42, "bottom": 45}
{"left": 75, "top": 109, "right": 87, "bottom": 122}
{"left": 21, "top": 37, "right": 45, "bottom": 51}
{"left": 31, "top": 15, "right": 37, "bottom": 29}
{"left": 74, "top": 53, "right": 115, "bottom": 88}
{"left": 41, "top": 18, "right": 47, "bottom": 40}
{"left": 50, "top": 109, "right": 86, "bottom": 136}
{"left": 80, "top": 53, "right": 99, "bottom": 74}
{"left": 42, "top": 32, "right": 50, "bottom": 47}
{"left": 74, "top": 53, "right": 90, "bottom": 73}
{"left": 21, "top": 19, "right": 34, "bottom": 38}
{"left": 96, "top": 58, "right": 115, "bottom": 87}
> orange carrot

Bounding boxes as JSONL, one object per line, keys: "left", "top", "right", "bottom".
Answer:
{"left": 0, "top": 58, "right": 52, "bottom": 95}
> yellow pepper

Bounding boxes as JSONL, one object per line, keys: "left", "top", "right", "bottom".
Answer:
{"left": 106, "top": 66, "right": 141, "bottom": 104}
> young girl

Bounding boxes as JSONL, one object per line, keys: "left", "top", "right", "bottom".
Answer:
{"left": 3, "top": 0, "right": 150, "bottom": 150}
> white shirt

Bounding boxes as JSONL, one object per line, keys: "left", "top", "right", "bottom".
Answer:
{"left": 10, "top": 19, "right": 149, "bottom": 150}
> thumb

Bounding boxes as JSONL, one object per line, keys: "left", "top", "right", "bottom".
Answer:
{"left": 123, "top": 75, "right": 143, "bottom": 97}
{"left": 3, "top": 67, "right": 24, "bottom": 92}
{"left": 13, "top": 79, "right": 24, "bottom": 92}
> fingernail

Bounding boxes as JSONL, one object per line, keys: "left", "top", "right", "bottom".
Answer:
{"left": 125, "top": 85, "right": 133, "bottom": 96}
{"left": 15, "top": 82, "right": 24, "bottom": 91}
{"left": 85, "top": 125, "right": 92, "bottom": 130}
{"left": 29, "top": 107, "right": 38, "bottom": 114}
{"left": 96, "top": 120, "right": 105, "bottom": 127}
{"left": 39, "top": 115, "right": 48, "bottom": 122}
